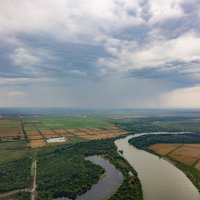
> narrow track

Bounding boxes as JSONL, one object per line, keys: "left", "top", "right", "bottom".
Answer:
{"left": 31, "top": 160, "right": 37, "bottom": 200}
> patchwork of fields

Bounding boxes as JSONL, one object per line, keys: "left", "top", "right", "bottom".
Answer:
{"left": 0, "top": 116, "right": 128, "bottom": 149}
{"left": 150, "top": 143, "right": 200, "bottom": 170}
{"left": 0, "top": 121, "right": 24, "bottom": 140}
{"left": 27, "top": 126, "right": 127, "bottom": 148}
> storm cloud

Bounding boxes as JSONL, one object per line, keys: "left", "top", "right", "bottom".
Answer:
{"left": 0, "top": 0, "right": 200, "bottom": 108}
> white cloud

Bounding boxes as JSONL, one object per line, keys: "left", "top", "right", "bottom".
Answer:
{"left": 6, "top": 91, "right": 24, "bottom": 97}
{"left": 0, "top": 0, "right": 145, "bottom": 43}
{"left": 161, "top": 85, "right": 200, "bottom": 108}
{"left": 148, "top": 0, "right": 185, "bottom": 24}
{"left": 98, "top": 31, "right": 200, "bottom": 73}
{"left": 0, "top": 0, "right": 199, "bottom": 108}
{"left": 0, "top": 77, "right": 50, "bottom": 85}
{"left": 12, "top": 48, "right": 40, "bottom": 66}
{"left": 9, "top": 46, "right": 59, "bottom": 78}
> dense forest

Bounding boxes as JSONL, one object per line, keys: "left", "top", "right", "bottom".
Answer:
{"left": 37, "top": 152, "right": 104, "bottom": 199}
{"left": 14, "top": 191, "right": 31, "bottom": 200}
{"left": 36, "top": 139, "right": 143, "bottom": 200}
{"left": 129, "top": 133, "right": 200, "bottom": 151}
{"left": 111, "top": 117, "right": 179, "bottom": 133}
{"left": 0, "top": 157, "right": 31, "bottom": 192}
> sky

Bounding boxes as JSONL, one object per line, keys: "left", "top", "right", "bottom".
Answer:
{"left": 0, "top": 0, "right": 200, "bottom": 108}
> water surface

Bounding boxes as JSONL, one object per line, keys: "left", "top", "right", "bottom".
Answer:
{"left": 56, "top": 155, "right": 123, "bottom": 200}
{"left": 115, "top": 133, "right": 200, "bottom": 200}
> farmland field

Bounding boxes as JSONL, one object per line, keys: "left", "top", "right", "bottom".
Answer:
{"left": 0, "top": 150, "right": 29, "bottom": 164}
{"left": 0, "top": 141, "right": 27, "bottom": 150}
{"left": 149, "top": 144, "right": 182, "bottom": 155}
{"left": 1, "top": 112, "right": 200, "bottom": 200}
{"left": 195, "top": 161, "right": 200, "bottom": 171}
{"left": 40, "top": 129, "right": 55, "bottom": 135}
{"left": 22, "top": 118, "right": 124, "bottom": 148}
{"left": 26, "top": 130, "right": 40, "bottom": 136}
{"left": 73, "top": 131, "right": 89, "bottom": 136}
{"left": 29, "top": 140, "right": 46, "bottom": 148}
{"left": 28, "top": 135, "right": 43, "bottom": 140}
{"left": 53, "top": 129, "right": 67, "bottom": 134}
{"left": 24, "top": 116, "right": 111, "bottom": 129}
{"left": 59, "top": 132, "right": 74, "bottom": 137}
{"left": 0, "top": 126, "right": 23, "bottom": 137}
{"left": 66, "top": 128, "right": 78, "bottom": 133}
{"left": 43, "top": 134, "right": 58, "bottom": 139}
{"left": 0, "top": 119, "right": 20, "bottom": 127}
{"left": 67, "top": 135, "right": 89, "bottom": 143}
{"left": 150, "top": 144, "right": 200, "bottom": 166}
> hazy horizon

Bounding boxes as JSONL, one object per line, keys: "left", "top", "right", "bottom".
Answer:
{"left": 0, "top": 0, "right": 200, "bottom": 108}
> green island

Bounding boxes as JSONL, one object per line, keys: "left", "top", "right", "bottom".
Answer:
{"left": 36, "top": 138, "right": 143, "bottom": 199}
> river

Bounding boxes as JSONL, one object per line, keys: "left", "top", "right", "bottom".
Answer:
{"left": 55, "top": 155, "right": 123, "bottom": 200}
{"left": 115, "top": 132, "right": 200, "bottom": 200}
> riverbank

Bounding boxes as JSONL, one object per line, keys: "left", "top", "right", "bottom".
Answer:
{"left": 56, "top": 155, "right": 124, "bottom": 200}
{"left": 35, "top": 139, "right": 143, "bottom": 200}
{"left": 125, "top": 133, "right": 200, "bottom": 200}
{"left": 129, "top": 133, "right": 200, "bottom": 193}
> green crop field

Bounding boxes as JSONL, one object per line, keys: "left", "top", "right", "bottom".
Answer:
{"left": 0, "top": 121, "right": 21, "bottom": 127}
{"left": 0, "top": 150, "right": 29, "bottom": 165}
{"left": 24, "top": 116, "right": 111, "bottom": 129}
{"left": 0, "top": 141, "right": 27, "bottom": 150}
{"left": 67, "top": 135, "right": 89, "bottom": 143}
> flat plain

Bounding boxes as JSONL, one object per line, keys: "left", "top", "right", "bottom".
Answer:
{"left": 150, "top": 143, "right": 200, "bottom": 168}
{"left": 1, "top": 112, "right": 200, "bottom": 200}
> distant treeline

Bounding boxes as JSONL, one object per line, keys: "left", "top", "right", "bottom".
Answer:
{"left": 129, "top": 133, "right": 200, "bottom": 151}
{"left": 110, "top": 117, "right": 180, "bottom": 133}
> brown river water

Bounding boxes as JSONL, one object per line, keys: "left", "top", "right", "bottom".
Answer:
{"left": 115, "top": 133, "right": 200, "bottom": 200}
